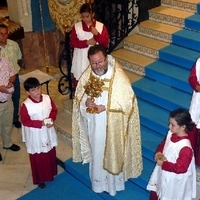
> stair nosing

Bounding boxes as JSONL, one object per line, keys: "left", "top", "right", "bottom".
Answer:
{"left": 161, "top": 0, "right": 197, "bottom": 13}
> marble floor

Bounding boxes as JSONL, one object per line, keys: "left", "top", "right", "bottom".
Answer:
{"left": 0, "top": 66, "right": 73, "bottom": 200}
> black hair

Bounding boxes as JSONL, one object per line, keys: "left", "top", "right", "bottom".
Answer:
{"left": 23, "top": 77, "right": 41, "bottom": 91}
{"left": 0, "top": 23, "right": 8, "bottom": 29}
{"left": 169, "top": 108, "right": 195, "bottom": 132}
{"left": 87, "top": 44, "right": 107, "bottom": 59}
{"left": 80, "top": 3, "right": 95, "bottom": 14}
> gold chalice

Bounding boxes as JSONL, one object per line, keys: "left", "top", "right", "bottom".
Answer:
{"left": 84, "top": 75, "right": 104, "bottom": 114}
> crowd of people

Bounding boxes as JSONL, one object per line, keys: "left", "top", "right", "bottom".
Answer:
{"left": 0, "top": 2, "right": 200, "bottom": 199}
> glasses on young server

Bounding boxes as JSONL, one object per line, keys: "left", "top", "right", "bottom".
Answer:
{"left": 90, "top": 58, "right": 106, "bottom": 67}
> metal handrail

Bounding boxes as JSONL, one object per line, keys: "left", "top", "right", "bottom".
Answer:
{"left": 58, "top": 31, "right": 74, "bottom": 98}
{"left": 95, "top": 0, "right": 139, "bottom": 53}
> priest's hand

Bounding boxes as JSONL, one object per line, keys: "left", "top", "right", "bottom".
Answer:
{"left": 96, "top": 105, "right": 106, "bottom": 113}
{"left": 85, "top": 98, "right": 96, "bottom": 108}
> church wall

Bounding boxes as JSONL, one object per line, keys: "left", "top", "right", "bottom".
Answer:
{"left": 6, "top": 0, "right": 88, "bottom": 70}
{"left": 21, "top": 30, "right": 62, "bottom": 70}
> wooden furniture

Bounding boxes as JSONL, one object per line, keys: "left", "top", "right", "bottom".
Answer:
{"left": 19, "top": 70, "right": 54, "bottom": 95}
{"left": 0, "top": 18, "right": 24, "bottom": 40}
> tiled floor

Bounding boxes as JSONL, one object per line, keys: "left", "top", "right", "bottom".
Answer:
{"left": 0, "top": 66, "right": 73, "bottom": 200}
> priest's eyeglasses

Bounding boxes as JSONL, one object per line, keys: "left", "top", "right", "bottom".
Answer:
{"left": 90, "top": 58, "right": 106, "bottom": 67}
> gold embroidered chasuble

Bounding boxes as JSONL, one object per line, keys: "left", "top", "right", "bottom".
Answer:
{"left": 72, "top": 56, "right": 142, "bottom": 180}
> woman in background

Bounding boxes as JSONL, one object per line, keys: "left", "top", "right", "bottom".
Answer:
{"left": 147, "top": 108, "right": 196, "bottom": 200}
{"left": 70, "top": 3, "right": 109, "bottom": 90}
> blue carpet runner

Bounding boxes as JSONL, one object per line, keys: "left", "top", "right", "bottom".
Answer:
{"left": 131, "top": 4, "right": 200, "bottom": 200}
{"left": 17, "top": 171, "right": 103, "bottom": 200}
{"left": 18, "top": 3, "right": 200, "bottom": 200}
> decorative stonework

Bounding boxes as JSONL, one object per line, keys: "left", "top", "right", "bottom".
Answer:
{"left": 161, "top": 0, "right": 196, "bottom": 13}
{"left": 116, "top": 59, "right": 145, "bottom": 76}
{"left": 63, "top": 99, "right": 73, "bottom": 114}
{"left": 149, "top": 12, "right": 184, "bottom": 28}
{"left": 138, "top": 26, "right": 172, "bottom": 43}
{"left": 124, "top": 41, "right": 158, "bottom": 59}
{"left": 55, "top": 124, "right": 72, "bottom": 142}
{"left": 48, "top": 0, "right": 85, "bottom": 34}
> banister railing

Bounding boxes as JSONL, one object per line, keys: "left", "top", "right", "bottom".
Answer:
{"left": 58, "top": 0, "right": 161, "bottom": 96}
{"left": 139, "top": 0, "right": 161, "bottom": 21}
{"left": 94, "top": 0, "right": 139, "bottom": 53}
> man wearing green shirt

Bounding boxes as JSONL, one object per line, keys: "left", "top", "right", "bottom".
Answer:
{"left": 0, "top": 23, "right": 23, "bottom": 128}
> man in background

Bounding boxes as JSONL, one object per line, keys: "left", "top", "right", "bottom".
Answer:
{"left": 0, "top": 23, "right": 23, "bottom": 128}
{"left": 0, "top": 57, "right": 20, "bottom": 161}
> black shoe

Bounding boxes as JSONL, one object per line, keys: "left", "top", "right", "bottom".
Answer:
{"left": 38, "top": 183, "right": 46, "bottom": 189}
{"left": 13, "top": 121, "right": 21, "bottom": 128}
{"left": 3, "top": 144, "right": 20, "bottom": 151}
{"left": 0, "top": 153, "right": 2, "bottom": 161}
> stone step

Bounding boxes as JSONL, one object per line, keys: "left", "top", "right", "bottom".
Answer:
{"left": 185, "top": 13, "right": 200, "bottom": 31}
{"left": 62, "top": 98, "right": 73, "bottom": 114}
{"left": 54, "top": 110, "right": 72, "bottom": 142}
{"left": 173, "top": 28, "right": 200, "bottom": 52}
{"left": 65, "top": 158, "right": 150, "bottom": 199}
{"left": 111, "top": 48, "right": 155, "bottom": 76}
{"left": 133, "top": 77, "right": 191, "bottom": 112}
{"left": 138, "top": 20, "right": 181, "bottom": 43}
{"left": 124, "top": 69, "right": 143, "bottom": 83}
{"left": 197, "top": 167, "right": 200, "bottom": 183}
{"left": 149, "top": 6, "right": 193, "bottom": 27}
{"left": 161, "top": 0, "right": 198, "bottom": 13}
{"left": 124, "top": 34, "right": 168, "bottom": 59}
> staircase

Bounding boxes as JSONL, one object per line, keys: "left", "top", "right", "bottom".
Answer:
{"left": 19, "top": 0, "right": 200, "bottom": 199}
{"left": 111, "top": 0, "right": 200, "bottom": 198}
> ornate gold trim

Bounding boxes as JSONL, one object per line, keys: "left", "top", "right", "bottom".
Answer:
{"left": 124, "top": 41, "right": 158, "bottom": 59}
{"left": 116, "top": 59, "right": 145, "bottom": 76}
{"left": 138, "top": 26, "right": 172, "bottom": 43}
{"left": 48, "top": 0, "right": 85, "bottom": 34}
